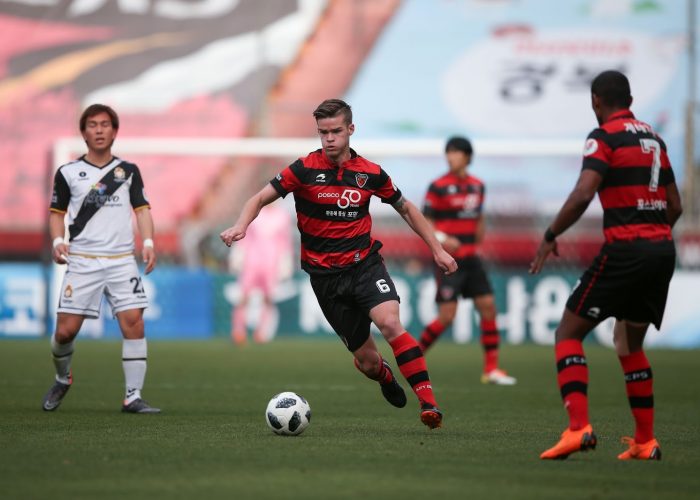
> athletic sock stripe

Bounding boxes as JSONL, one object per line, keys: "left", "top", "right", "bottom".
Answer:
{"left": 395, "top": 346, "right": 423, "bottom": 366}
{"left": 425, "top": 329, "right": 440, "bottom": 340}
{"left": 482, "top": 344, "right": 498, "bottom": 351}
{"left": 629, "top": 395, "right": 654, "bottom": 408}
{"left": 624, "top": 368, "right": 653, "bottom": 382}
{"left": 53, "top": 351, "right": 74, "bottom": 359}
{"left": 122, "top": 357, "right": 148, "bottom": 361}
{"left": 407, "top": 371, "right": 430, "bottom": 386}
{"left": 427, "top": 324, "right": 442, "bottom": 335}
{"left": 560, "top": 381, "right": 588, "bottom": 398}
{"left": 556, "top": 355, "right": 587, "bottom": 372}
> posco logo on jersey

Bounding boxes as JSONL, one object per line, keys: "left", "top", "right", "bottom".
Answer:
{"left": 318, "top": 190, "right": 361, "bottom": 209}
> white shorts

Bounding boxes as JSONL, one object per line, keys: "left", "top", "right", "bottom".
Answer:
{"left": 57, "top": 254, "right": 148, "bottom": 318}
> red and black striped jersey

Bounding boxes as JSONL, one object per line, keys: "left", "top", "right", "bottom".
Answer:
{"left": 270, "top": 148, "right": 402, "bottom": 274}
{"left": 423, "top": 173, "right": 484, "bottom": 258}
{"left": 582, "top": 110, "right": 675, "bottom": 244}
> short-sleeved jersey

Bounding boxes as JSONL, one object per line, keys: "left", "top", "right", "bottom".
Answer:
{"left": 423, "top": 173, "right": 484, "bottom": 258}
{"left": 270, "top": 148, "right": 402, "bottom": 274}
{"left": 50, "top": 156, "right": 150, "bottom": 256}
{"left": 582, "top": 110, "right": 674, "bottom": 244}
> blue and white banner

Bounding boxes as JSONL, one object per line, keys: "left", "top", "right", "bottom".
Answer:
{"left": 1, "top": 263, "right": 698, "bottom": 348}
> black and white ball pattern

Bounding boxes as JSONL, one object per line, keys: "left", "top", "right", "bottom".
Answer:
{"left": 265, "top": 392, "right": 311, "bottom": 436}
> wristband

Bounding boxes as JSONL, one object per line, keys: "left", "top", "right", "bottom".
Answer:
{"left": 52, "top": 237, "right": 64, "bottom": 248}
{"left": 544, "top": 228, "right": 557, "bottom": 243}
{"left": 434, "top": 231, "right": 448, "bottom": 244}
{"left": 143, "top": 238, "right": 154, "bottom": 248}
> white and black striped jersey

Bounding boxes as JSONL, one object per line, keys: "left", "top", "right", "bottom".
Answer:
{"left": 50, "top": 156, "right": 150, "bottom": 256}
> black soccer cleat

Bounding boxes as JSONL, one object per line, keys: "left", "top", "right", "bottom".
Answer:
{"left": 379, "top": 361, "right": 407, "bottom": 408}
{"left": 122, "top": 398, "right": 161, "bottom": 414}
{"left": 42, "top": 379, "right": 72, "bottom": 411}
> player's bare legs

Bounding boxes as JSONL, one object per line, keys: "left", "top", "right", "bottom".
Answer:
{"left": 370, "top": 301, "right": 442, "bottom": 428}
{"left": 613, "top": 320, "right": 660, "bottom": 460}
{"left": 353, "top": 335, "right": 382, "bottom": 377}
{"left": 541, "top": 309, "right": 598, "bottom": 459}
{"left": 352, "top": 333, "right": 406, "bottom": 409}
{"left": 42, "top": 313, "right": 83, "bottom": 411}
{"left": 117, "top": 308, "right": 160, "bottom": 414}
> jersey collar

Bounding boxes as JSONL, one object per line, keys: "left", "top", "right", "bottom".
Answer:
{"left": 605, "top": 109, "right": 635, "bottom": 124}
{"left": 319, "top": 148, "right": 358, "bottom": 168}
{"left": 81, "top": 155, "right": 117, "bottom": 169}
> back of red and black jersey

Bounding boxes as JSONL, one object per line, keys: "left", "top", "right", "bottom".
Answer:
{"left": 423, "top": 173, "right": 484, "bottom": 258}
{"left": 271, "top": 149, "right": 402, "bottom": 274}
{"left": 581, "top": 110, "right": 674, "bottom": 244}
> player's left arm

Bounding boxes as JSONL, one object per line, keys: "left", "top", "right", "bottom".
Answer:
{"left": 476, "top": 213, "right": 485, "bottom": 245}
{"left": 665, "top": 181, "right": 683, "bottom": 228}
{"left": 392, "top": 196, "right": 457, "bottom": 274}
{"left": 529, "top": 169, "right": 602, "bottom": 274}
{"left": 135, "top": 208, "right": 156, "bottom": 274}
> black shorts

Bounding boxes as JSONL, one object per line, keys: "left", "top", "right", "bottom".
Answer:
{"left": 566, "top": 240, "right": 676, "bottom": 329}
{"left": 310, "top": 252, "right": 400, "bottom": 352}
{"left": 434, "top": 255, "right": 493, "bottom": 303}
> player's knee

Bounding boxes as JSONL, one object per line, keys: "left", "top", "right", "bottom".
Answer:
{"left": 375, "top": 315, "right": 403, "bottom": 338}
{"left": 53, "top": 328, "right": 77, "bottom": 344}
{"left": 121, "top": 315, "right": 145, "bottom": 338}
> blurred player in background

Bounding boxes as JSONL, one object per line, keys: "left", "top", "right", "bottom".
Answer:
{"left": 43, "top": 104, "right": 160, "bottom": 414}
{"left": 420, "top": 137, "right": 516, "bottom": 385}
{"left": 221, "top": 99, "right": 457, "bottom": 429}
{"left": 530, "top": 70, "right": 682, "bottom": 460}
{"left": 229, "top": 204, "right": 293, "bottom": 344}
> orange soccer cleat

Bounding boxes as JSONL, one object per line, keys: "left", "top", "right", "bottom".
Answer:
{"left": 540, "top": 424, "right": 597, "bottom": 460}
{"left": 617, "top": 437, "right": 661, "bottom": 460}
{"left": 420, "top": 403, "right": 443, "bottom": 429}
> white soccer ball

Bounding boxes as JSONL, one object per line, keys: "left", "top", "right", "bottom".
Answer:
{"left": 265, "top": 391, "right": 311, "bottom": 436}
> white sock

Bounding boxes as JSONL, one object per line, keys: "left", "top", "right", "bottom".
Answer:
{"left": 122, "top": 338, "right": 147, "bottom": 403}
{"left": 51, "top": 333, "right": 74, "bottom": 385}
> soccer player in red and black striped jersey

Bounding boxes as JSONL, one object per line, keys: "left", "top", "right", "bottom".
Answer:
{"left": 530, "top": 71, "right": 682, "bottom": 460}
{"left": 420, "top": 137, "right": 516, "bottom": 385}
{"left": 220, "top": 99, "right": 457, "bottom": 429}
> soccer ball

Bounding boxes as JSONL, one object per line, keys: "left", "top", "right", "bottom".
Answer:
{"left": 265, "top": 391, "right": 311, "bottom": 436}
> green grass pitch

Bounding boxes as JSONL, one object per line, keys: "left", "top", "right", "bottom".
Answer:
{"left": 1, "top": 338, "right": 699, "bottom": 500}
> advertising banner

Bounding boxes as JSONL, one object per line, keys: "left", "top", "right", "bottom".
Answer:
{"left": 345, "top": 0, "right": 691, "bottom": 211}
{"left": 2, "top": 263, "right": 698, "bottom": 348}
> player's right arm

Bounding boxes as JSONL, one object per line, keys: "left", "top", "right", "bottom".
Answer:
{"left": 220, "top": 183, "right": 281, "bottom": 247}
{"left": 529, "top": 169, "right": 602, "bottom": 275}
{"left": 49, "top": 168, "right": 70, "bottom": 264}
{"left": 49, "top": 211, "right": 70, "bottom": 264}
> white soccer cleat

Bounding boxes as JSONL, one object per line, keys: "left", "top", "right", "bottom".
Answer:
{"left": 480, "top": 369, "right": 517, "bottom": 386}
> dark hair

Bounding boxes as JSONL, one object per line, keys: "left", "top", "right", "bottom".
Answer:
{"left": 445, "top": 136, "right": 473, "bottom": 156}
{"left": 313, "top": 99, "right": 352, "bottom": 124}
{"left": 80, "top": 104, "right": 119, "bottom": 131}
{"left": 591, "top": 70, "right": 632, "bottom": 109}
